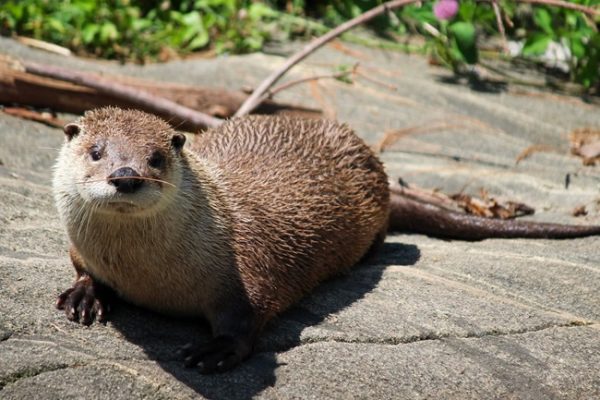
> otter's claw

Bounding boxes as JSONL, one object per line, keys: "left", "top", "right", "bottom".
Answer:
{"left": 56, "top": 275, "right": 111, "bottom": 325}
{"left": 180, "top": 336, "right": 252, "bottom": 374}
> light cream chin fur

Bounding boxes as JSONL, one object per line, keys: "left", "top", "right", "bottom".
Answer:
{"left": 53, "top": 128, "right": 236, "bottom": 317}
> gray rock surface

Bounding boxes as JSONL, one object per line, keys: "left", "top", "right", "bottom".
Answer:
{"left": 1, "top": 36, "right": 599, "bottom": 399}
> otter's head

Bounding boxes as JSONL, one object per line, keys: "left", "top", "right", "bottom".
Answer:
{"left": 54, "top": 107, "right": 186, "bottom": 216}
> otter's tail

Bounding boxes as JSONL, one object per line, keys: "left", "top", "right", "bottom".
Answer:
{"left": 388, "top": 191, "right": 600, "bottom": 241}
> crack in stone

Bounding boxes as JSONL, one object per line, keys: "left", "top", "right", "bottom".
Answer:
{"left": 0, "top": 363, "right": 77, "bottom": 390}
{"left": 0, "top": 330, "right": 12, "bottom": 342}
{"left": 0, "top": 359, "right": 165, "bottom": 392}
{"left": 0, "top": 322, "right": 593, "bottom": 386}
{"left": 389, "top": 149, "right": 513, "bottom": 169}
{"left": 388, "top": 264, "right": 594, "bottom": 324}
{"left": 291, "top": 320, "right": 594, "bottom": 349}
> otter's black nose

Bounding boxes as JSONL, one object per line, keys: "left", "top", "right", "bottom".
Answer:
{"left": 108, "top": 167, "right": 143, "bottom": 193}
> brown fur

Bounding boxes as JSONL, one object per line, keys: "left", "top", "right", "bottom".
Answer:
{"left": 53, "top": 108, "right": 389, "bottom": 369}
{"left": 191, "top": 117, "right": 390, "bottom": 319}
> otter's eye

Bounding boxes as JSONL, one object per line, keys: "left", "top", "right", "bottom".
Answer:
{"left": 148, "top": 152, "right": 165, "bottom": 169}
{"left": 90, "top": 149, "right": 102, "bottom": 161}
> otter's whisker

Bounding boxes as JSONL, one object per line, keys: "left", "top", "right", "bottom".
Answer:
{"left": 76, "top": 176, "right": 176, "bottom": 188}
{"left": 38, "top": 146, "right": 62, "bottom": 151}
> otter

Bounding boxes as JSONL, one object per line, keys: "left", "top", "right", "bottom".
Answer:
{"left": 53, "top": 107, "right": 600, "bottom": 373}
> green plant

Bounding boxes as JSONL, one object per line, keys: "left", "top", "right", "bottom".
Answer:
{"left": 517, "top": 1, "right": 600, "bottom": 88}
{"left": 419, "top": 1, "right": 600, "bottom": 89}
{"left": 0, "top": 0, "right": 598, "bottom": 90}
{"left": 0, "top": 0, "right": 276, "bottom": 61}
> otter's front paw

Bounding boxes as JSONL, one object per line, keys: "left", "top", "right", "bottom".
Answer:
{"left": 56, "top": 275, "right": 111, "bottom": 325}
{"left": 180, "top": 336, "right": 253, "bottom": 374}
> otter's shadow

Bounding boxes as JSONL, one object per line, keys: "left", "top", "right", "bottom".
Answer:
{"left": 110, "top": 242, "right": 419, "bottom": 399}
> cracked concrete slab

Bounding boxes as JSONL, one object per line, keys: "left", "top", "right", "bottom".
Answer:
{"left": 0, "top": 36, "right": 599, "bottom": 398}
{"left": 1, "top": 362, "right": 171, "bottom": 400}
{"left": 266, "top": 324, "right": 600, "bottom": 400}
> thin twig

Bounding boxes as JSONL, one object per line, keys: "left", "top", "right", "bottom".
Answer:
{"left": 503, "top": 9, "right": 514, "bottom": 29}
{"left": 515, "top": 144, "right": 560, "bottom": 164}
{"left": 234, "top": 0, "right": 422, "bottom": 117}
{"left": 16, "top": 36, "right": 72, "bottom": 56}
{"left": 491, "top": 0, "right": 509, "bottom": 54}
{"left": 478, "top": 0, "right": 600, "bottom": 16}
{"left": 23, "top": 61, "right": 223, "bottom": 130}
{"left": 374, "top": 122, "right": 473, "bottom": 153}
{"left": 422, "top": 22, "right": 442, "bottom": 38}
{"left": 2, "top": 106, "right": 65, "bottom": 128}
{"left": 354, "top": 70, "right": 398, "bottom": 92}
{"left": 519, "top": 0, "right": 600, "bottom": 16}
{"left": 265, "top": 63, "right": 359, "bottom": 99}
{"left": 266, "top": 73, "right": 344, "bottom": 98}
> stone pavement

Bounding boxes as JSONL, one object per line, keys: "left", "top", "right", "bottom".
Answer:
{"left": 0, "top": 37, "right": 599, "bottom": 399}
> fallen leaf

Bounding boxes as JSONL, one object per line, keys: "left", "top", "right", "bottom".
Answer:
{"left": 515, "top": 144, "right": 559, "bottom": 164}
{"left": 375, "top": 122, "right": 467, "bottom": 153}
{"left": 572, "top": 205, "right": 588, "bottom": 217}
{"left": 451, "top": 192, "right": 535, "bottom": 219}
{"left": 570, "top": 127, "right": 600, "bottom": 166}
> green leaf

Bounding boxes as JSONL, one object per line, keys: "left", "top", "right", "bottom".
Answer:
{"left": 187, "top": 29, "right": 209, "bottom": 49}
{"left": 99, "top": 22, "right": 118, "bottom": 43}
{"left": 522, "top": 34, "right": 551, "bottom": 56}
{"left": 81, "top": 23, "right": 99, "bottom": 44}
{"left": 533, "top": 8, "right": 553, "bottom": 36}
{"left": 574, "top": 33, "right": 600, "bottom": 88}
{"left": 243, "top": 35, "right": 264, "bottom": 51}
{"left": 6, "top": 3, "right": 24, "bottom": 20}
{"left": 448, "top": 22, "right": 478, "bottom": 64}
{"left": 248, "top": 3, "right": 278, "bottom": 20}
{"left": 47, "top": 18, "right": 65, "bottom": 34}
{"left": 181, "top": 11, "right": 201, "bottom": 28}
{"left": 458, "top": 1, "right": 476, "bottom": 22}
{"left": 568, "top": 33, "right": 585, "bottom": 59}
{"left": 131, "top": 19, "right": 152, "bottom": 31}
{"left": 565, "top": 13, "right": 577, "bottom": 29}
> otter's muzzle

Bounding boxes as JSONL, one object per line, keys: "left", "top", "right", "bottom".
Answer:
{"left": 108, "top": 167, "right": 143, "bottom": 194}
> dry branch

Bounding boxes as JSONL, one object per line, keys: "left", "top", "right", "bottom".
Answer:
{"left": 234, "top": 0, "right": 422, "bottom": 117}
{"left": 265, "top": 63, "right": 358, "bottom": 99}
{"left": 2, "top": 106, "right": 65, "bottom": 128}
{"left": 23, "top": 61, "right": 224, "bottom": 130}
{"left": 0, "top": 60, "right": 321, "bottom": 131}
{"left": 3, "top": 0, "right": 597, "bottom": 128}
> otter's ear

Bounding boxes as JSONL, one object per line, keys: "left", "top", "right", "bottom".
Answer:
{"left": 171, "top": 133, "right": 186, "bottom": 152}
{"left": 64, "top": 123, "right": 81, "bottom": 141}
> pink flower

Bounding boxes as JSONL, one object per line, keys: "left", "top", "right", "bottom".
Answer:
{"left": 433, "top": 0, "right": 459, "bottom": 20}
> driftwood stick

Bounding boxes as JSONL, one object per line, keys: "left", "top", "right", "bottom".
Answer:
{"left": 23, "top": 61, "right": 224, "bottom": 130}
{"left": 2, "top": 106, "right": 65, "bottom": 128}
{"left": 0, "top": 59, "right": 322, "bottom": 131}
{"left": 234, "top": 0, "right": 422, "bottom": 117}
